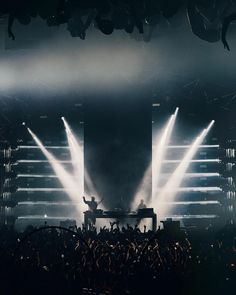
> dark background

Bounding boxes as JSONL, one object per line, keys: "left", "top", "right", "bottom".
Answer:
{"left": 0, "top": 12, "right": 236, "bottom": 207}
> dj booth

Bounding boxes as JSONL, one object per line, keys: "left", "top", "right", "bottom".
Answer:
{"left": 83, "top": 208, "right": 157, "bottom": 231}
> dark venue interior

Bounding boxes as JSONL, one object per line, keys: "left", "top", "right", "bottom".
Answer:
{"left": 0, "top": 1, "right": 236, "bottom": 294}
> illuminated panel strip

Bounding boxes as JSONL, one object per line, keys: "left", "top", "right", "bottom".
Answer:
{"left": 156, "top": 187, "right": 222, "bottom": 192}
{"left": 18, "top": 145, "right": 69, "bottom": 149}
{"left": 165, "top": 214, "right": 218, "bottom": 219}
{"left": 18, "top": 201, "right": 218, "bottom": 205}
{"left": 17, "top": 174, "right": 57, "bottom": 178}
{"left": 166, "top": 145, "right": 219, "bottom": 149}
{"left": 17, "top": 188, "right": 77, "bottom": 192}
{"left": 18, "top": 201, "right": 79, "bottom": 205}
{"left": 17, "top": 215, "right": 218, "bottom": 220}
{"left": 161, "top": 201, "right": 220, "bottom": 205}
{"left": 17, "top": 160, "right": 72, "bottom": 163}
{"left": 17, "top": 216, "right": 75, "bottom": 220}
{"left": 162, "top": 173, "right": 220, "bottom": 178}
{"left": 163, "top": 159, "right": 220, "bottom": 163}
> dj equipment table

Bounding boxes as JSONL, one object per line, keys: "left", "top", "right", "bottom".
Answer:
{"left": 83, "top": 208, "right": 157, "bottom": 231}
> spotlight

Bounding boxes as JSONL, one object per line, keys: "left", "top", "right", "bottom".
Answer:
{"left": 62, "top": 117, "right": 100, "bottom": 201}
{"left": 132, "top": 107, "right": 179, "bottom": 210}
{"left": 174, "top": 107, "right": 179, "bottom": 115}
{"left": 27, "top": 127, "right": 84, "bottom": 221}
{"left": 152, "top": 107, "right": 179, "bottom": 198}
{"left": 155, "top": 120, "right": 215, "bottom": 219}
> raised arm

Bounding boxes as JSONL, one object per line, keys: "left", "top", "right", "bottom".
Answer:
{"left": 83, "top": 196, "right": 88, "bottom": 204}
{"left": 98, "top": 198, "right": 103, "bottom": 205}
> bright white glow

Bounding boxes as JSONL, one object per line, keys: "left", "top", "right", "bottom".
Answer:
{"left": 155, "top": 120, "right": 215, "bottom": 218}
{"left": 17, "top": 188, "right": 78, "bottom": 191}
{"left": 164, "top": 214, "right": 218, "bottom": 219}
{"left": 0, "top": 38, "right": 148, "bottom": 94}
{"left": 163, "top": 159, "right": 220, "bottom": 163}
{"left": 161, "top": 201, "right": 219, "bottom": 205}
{"left": 17, "top": 174, "right": 57, "bottom": 178}
{"left": 152, "top": 108, "right": 179, "bottom": 196}
{"left": 132, "top": 108, "right": 178, "bottom": 210}
{"left": 18, "top": 145, "right": 69, "bottom": 149}
{"left": 17, "top": 160, "right": 72, "bottom": 163}
{"left": 17, "top": 216, "right": 75, "bottom": 220}
{"left": 166, "top": 145, "right": 219, "bottom": 148}
{"left": 27, "top": 127, "right": 84, "bottom": 221}
{"left": 162, "top": 173, "right": 220, "bottom": 178}
{"left": 156, "top": 187, "right": 221, "bottom": 192}
{"left": 18, "top": 201, "right": 80, "bottom": 205}
{"left": 22, "top": 122, "right": 26, "bottom": 126}
{"left": 62, "top": 117, "right": 84, "bottom": 197}
{"left": 62, "top": 117, "right": 99, "bottom": 199}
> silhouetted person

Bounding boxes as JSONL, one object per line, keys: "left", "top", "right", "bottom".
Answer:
{"left": 137, "top": 199, "right": 147, "bottom": 211}
{"left": 83, "top": 196, "right": 98, "bottom": 212}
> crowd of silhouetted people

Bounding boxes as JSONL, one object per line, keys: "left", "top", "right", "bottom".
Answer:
{"left": 0, "top": 0, "right": 235, "bottom": 48}
{"left": 0, "top": 220, "right": 235, "bottom": 294}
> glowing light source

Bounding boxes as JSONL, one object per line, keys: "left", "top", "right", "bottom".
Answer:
{"left": 132, "top": 108, "right": 179, "bottom": 210}
{"left": 155, "top": 187, "right": 221, "bottom": 192}
{"left": 18, "top": 201, "right": 80, "bottom": 205}
{"left": 17, "top": 160, "right": 73, "bottom": 163}
{"left": 18, "top": 215, "right": 75, "bottom": 220}
{"left": 155, "top": 120, "right": 215, "bottom": 218}
{"left": 164, "top": 214, "right": 218, "bottom": 219}
{"left": 27, "top": 127, "right": 84, "bottom": 220}
{"left": 152, "top": 107, "right": 179, "bottom": 197}
{"left": 17, "top": 188, "right": 78, "bottom": 191}
{"left": 17, "top": 174, "right": 58, "bottom": 178}
{"left": 18, "top": 145, "right": 69, "bottom": 149}
{"left": 61, "top": 117, "right": 84, "bottom": 196}
{"left": 62, "top": 117, "right": 99, "bottom": 198}
{"left": 162, "top": 173, "right": 220, "bottom": 178}
{"left": 166, "top": 145, "right": 219, "bottom": 148}
{"left": 161, "top": 201, "right": 219, "bottom": 205}
{"left": 163, "top": 159, "right": 220, "bottom": 163}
